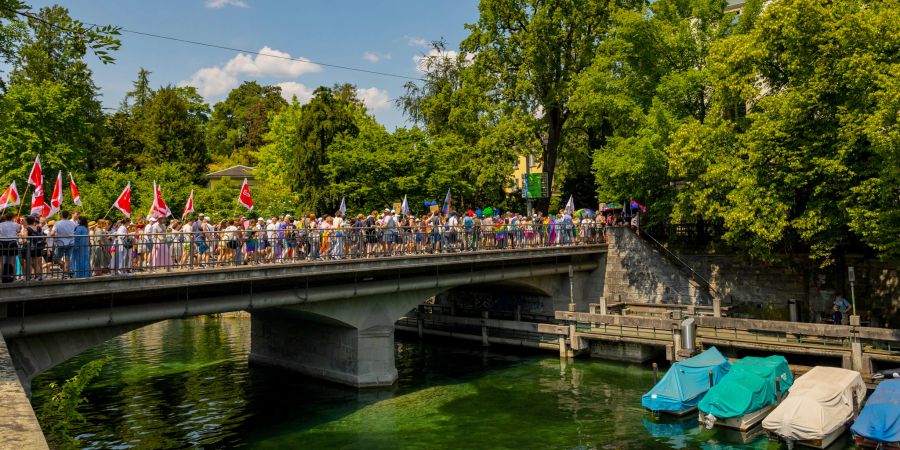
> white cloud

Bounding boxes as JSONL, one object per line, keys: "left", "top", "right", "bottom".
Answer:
{"left": 414, "top": 48, "right": 470, "bottom": 73}
{"left": 406, "top": 36, "right": 430, "bottom": 48}
{"left": 277, "top": 82, "right": 315, "bottom": 104}
{"left": 181, "top": 46, "right": 321, "bottom": 99}
{"left": 357, "top": 87, "right": 390, "bottom": 112}
{"left": 224, "top": 47, "right": 321, "bottom": 78}
{"left": 362, "top": 51, "right": 392, "bottom": 64}
{"left": 205, "top": 0, "right": 247, "bottom": 8}
{"left": 362, "top": 52, "right": 380, "bottom": 63}
{"left": 183, "top": 66, "right": 238, "bottom": 97}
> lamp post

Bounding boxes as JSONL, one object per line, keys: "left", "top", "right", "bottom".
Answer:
{"left": 848, "top": 266, "right": 857, "bottom": 316}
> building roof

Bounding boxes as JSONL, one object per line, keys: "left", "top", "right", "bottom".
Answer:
{"left": 206, "top": 165, "right": 255, "bottom": 179}
{"left": 725, "top": 0, "right": 745, "bottom": 12}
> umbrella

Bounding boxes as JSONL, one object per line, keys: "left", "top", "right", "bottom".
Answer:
{"left": 603, "top": 202, "right": 623, "bottom": 211}
{"left": 575, "top": 208, "right": 595, "bottom": 219}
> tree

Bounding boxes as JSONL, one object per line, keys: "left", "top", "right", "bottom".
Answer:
{"left": 130, "top": 85, "right": 210, "bottom": 180}
{"left": 666, "top": 0, "right": 900, "bottom": 265}
{"left": 460, "top": 0, "right": 643, "bottom": 212}
{"left": 570, "top": 0, "right": 743, "bottom": 223}
{"left": 259, "top": 85, "right": 360, "bottom": 213}
{"left": 0, "top": 80, "right": 99, "bottom": 180}
{"left": 38, "top": 357, "right": 110, "bottom": 449}
{"left": 123, "top": 67, "right": 153, "bottom": 110}
{"left": 205, "top": 81, "right": 287, "bottom": 166}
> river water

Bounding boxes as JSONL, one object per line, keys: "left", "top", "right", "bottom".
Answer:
{"left": 29, "top": 316, "right": 848, "bottom": 449}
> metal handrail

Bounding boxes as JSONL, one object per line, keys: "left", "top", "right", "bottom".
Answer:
{"left": 0, "top": 223, "right": 607, "bottom": 284}
{"left": 637, "top": 226, "right": 725, "bottom": 302}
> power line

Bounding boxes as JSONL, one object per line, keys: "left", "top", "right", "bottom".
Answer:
{"left": 4, "top": 6, "right": 425, "bottom": 82}
{"left": 112, "top": 27, "right": 425, "bottom": 82}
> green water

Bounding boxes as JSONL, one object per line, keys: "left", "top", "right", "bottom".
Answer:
{"left": 29, "top": 316, "right": 844, "bottom": 449}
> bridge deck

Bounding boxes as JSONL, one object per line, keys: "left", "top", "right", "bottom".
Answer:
{"left": 0, "top": 244, "right": 606, "bottom": 303}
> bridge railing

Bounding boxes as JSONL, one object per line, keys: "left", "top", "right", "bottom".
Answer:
{"left": 0, "top": 223, "right": 607, "bottom": 283}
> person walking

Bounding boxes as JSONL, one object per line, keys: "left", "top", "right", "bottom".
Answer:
{"left": 72, "top": 217, "right": 91, "bottom": 278}
{"left": 0, "top": 214, "right": 21, "bottom": 283}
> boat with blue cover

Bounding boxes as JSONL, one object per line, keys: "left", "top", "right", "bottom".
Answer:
{"left": 698, "top": 355, "right": 793, "bottom": 431}
{"left": 852, "top": 379, "right": 900, "bottom": 449}
{"left": 642, "top": 346, "right": 731, "bottom": 416}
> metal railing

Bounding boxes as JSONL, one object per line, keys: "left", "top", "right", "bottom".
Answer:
{"left": 637, "top": 226, "right": 725, "bottom": 303}
{"left": 0, "top": 223, "right": 607, "bottom": 284}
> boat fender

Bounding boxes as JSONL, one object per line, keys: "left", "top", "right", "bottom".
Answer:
{"left": 703, "top": 413, "right": 717, "bottom": 430}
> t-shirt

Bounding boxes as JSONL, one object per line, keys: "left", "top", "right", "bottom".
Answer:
{"left": 0, "top": 221, "right": 19, "bottom": 240}
{"left": 54, "top": 219, "right": 77, "bottom": 246}
{"left": 834, "top": 298, "right": 850, "bottom": 314}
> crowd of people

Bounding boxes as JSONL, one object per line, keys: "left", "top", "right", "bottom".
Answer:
{"left": 0, "top": 207, "right": 618, "bottom": 283}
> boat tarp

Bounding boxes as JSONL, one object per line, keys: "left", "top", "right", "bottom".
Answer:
{"left": 851, "top": 379, "right": 900, "bottom": 443}
{"left": 762, "top": 366, "right": 866, "bottom": 441}
{"left": 641, "top": 347, "right": 731, "bottom": 412}
{"left": 698, "top": 355, "right": 793, "bottom": 418}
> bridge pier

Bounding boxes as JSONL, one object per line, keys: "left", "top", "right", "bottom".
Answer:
{"left": 249, "top": 289, "right": 434, "bottom": 388}
{"left": 250, "top": 309, "right": 398, "bottom": 387}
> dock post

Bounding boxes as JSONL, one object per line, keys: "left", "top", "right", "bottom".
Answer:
{"left": 558, "top": 336, "right": 567, "bottom": 358}
{"left": 775, "top": 378, "right": 782, "bottom": 401}
{"left": 708, "top": 369, "right": 714, "bottom": 388}
{"left": 652, "top": 362, "right": 659, "bottom": 385}
{"left": 599, "top": 295, "right": 607, "bottom": 315}
{"left": 568, "top": 265, "right": 576, "bottom": 312}
{"left": 481, "top": 311, "right": 489, "bottom": 347}
{"left": 713, "top": 295, "right": 721, "bottom": 317}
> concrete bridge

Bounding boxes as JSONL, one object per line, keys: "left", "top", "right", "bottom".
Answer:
{"left": 0, "top": 244, "right": 606, "bottom": 394}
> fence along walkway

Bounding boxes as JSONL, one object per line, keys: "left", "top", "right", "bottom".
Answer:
{"left": 555, "top": 311, "right": 900, "bottom": 379}
{"left": 0, "top": 224, "right": 607, "bottom": 284}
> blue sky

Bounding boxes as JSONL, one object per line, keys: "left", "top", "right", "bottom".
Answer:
{"left": 29, "top": 0, "right": 480, "bottom": 129}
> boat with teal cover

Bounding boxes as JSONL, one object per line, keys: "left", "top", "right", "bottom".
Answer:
{"left": 698, "top": 355, "right": 792, "bottom": 430}
{"left": 642, "top": 347, "right": 731, "bottom": 415}
{"left": 852, "top": 379, "right": 900, "bottom": 448}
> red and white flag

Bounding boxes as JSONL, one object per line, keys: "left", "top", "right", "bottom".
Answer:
{"left": 113, "top": 182, "right": 131, "bottom": 217}
{"left": 69, "top": 173, "right": 82, "bottom": 206}
{"left": 238, "top": 178, "right": 253, "bottom": 210}
{"left": 48, "top": 171, "right": 63, "bottom": 217}
{"left": 31, "top": 184, "right": 47, "bottom": 217}
{"left": 27, "top": 155, "right": 43, "bottom": 187}
{"left": 182, "top": 189, "right": 194, "bottom": 219}
{"left": 149, "top": 181, "right": 172, "bottom": 219}
{"left": 0, "top": 181, "right": 20, "bottom": 209}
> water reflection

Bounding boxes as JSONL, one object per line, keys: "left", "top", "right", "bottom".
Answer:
{"left": 29, "top": 316, "right": 853, "bottom": 449}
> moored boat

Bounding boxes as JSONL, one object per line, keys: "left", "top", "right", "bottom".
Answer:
{"left": 852, "top": 379, "right": 900, "bottom": 449}
{"left": 641, "top": 346, "right": 731, "bottom": 416}
{"left": 762, "top": 366, "right": 866, "bottom": 449}
{"left": 698, "top": 355, "right": 793, "bottom": 431}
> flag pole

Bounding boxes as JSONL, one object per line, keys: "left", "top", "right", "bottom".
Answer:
{"left": 16, "top": 183, "right": 31, "bottom": 217}
{"left": 101, "top": 204, "right": 115, "bottom": 221}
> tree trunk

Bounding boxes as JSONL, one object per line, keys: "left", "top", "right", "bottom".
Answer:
{"left": 535, "top": 108, "right": 565, "bottom": 214}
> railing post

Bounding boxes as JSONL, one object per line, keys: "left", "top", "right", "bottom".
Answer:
{"left": 189, "top": 233, "right": 195, "bottom": 270}
{"left": 481, "top": 310, "right": 489, "bottom": 347}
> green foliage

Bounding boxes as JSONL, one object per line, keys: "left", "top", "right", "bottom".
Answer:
{"left": 129, "top": 85, "right": 210, "bottom": 180}
{"left": 460, "top": 0, "right": 644, "bottom": 211}
{"left": 259, "top": 85, "right": 360, "bottom": 214}
{"left": 0, "top": 80, "right": 98, "bottom": 180}
{"left": 38, "top": 357, "right": 110, "bottom": 450}
{"left": 205, "top": 81, "right": 287, "bottom": 166}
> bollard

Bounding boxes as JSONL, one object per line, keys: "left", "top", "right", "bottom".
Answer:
{"left": 652, "top": 362, "right": 659, "bottom": 385}
{"left": 788, "top": 299, "right": 798, "bottom": 322}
